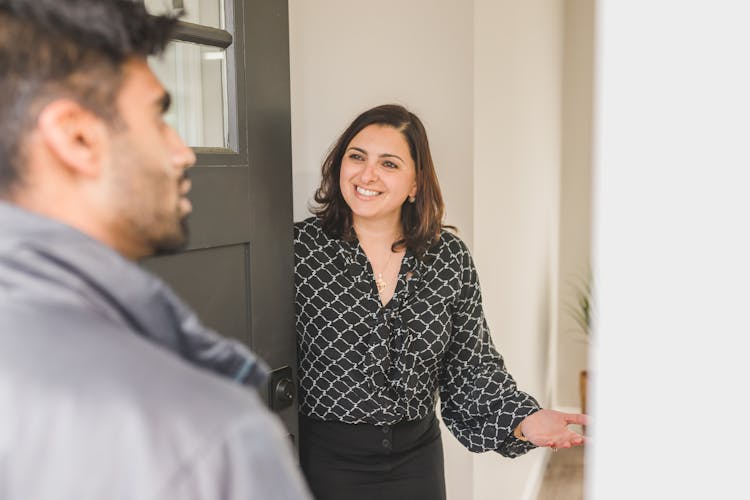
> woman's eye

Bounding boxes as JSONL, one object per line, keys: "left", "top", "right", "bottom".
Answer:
{"left": 349, "top": 153, "right": 364, "bottom": 161}
{"left": 383, "top": 161, "right": 398, "bottom": 169}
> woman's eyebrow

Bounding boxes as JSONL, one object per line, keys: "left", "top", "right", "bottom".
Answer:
{"left": 347, "top": 146, "right": 403, "bottom": 163}
{"left": 380, "top": 153, "right": 404, "bottom": 162}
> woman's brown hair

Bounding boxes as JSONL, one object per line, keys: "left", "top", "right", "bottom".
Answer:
{"left": 312, "top": 104, "right": 450, "bottom": 259}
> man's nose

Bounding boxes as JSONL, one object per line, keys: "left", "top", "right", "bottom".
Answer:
{"left": 171, "top": 127, "right": 196, "bottom": 170}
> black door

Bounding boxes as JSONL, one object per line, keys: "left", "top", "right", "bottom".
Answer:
{"left": 141, "top": 0, "right": 297, "bottom": 445}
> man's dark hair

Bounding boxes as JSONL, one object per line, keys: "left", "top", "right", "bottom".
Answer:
{"left": 0, "top": 0, "right": 179, "bottom": 194}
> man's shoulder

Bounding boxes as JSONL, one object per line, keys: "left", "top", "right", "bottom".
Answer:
{"left": 0, "top": 296, "right": 294, "bottom": 498}
{"left": 0, "top": 294, "right": 267, "bottom": 433}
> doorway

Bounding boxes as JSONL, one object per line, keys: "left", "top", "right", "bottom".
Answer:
{"left": 141, "top": 0, "right": 298, "bottom": 445}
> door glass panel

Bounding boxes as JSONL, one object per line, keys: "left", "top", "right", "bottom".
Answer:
{"left": 149, "top": 42, "right": 229, "bottom": 148}
{"left": 144, "top": 0, "right": 225, "bottom": 30}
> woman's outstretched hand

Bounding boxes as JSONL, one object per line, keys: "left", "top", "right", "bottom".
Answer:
{"left": 518, "top": 409, "right": 588, "bottom": 449}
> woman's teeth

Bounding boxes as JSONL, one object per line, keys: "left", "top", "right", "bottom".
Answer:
{"left": 356, "top": 186, "right": 380, "bottom": 196}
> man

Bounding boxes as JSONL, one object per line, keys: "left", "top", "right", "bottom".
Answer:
{"left": 0, "top": 1, "right": 311, "bottom": 499}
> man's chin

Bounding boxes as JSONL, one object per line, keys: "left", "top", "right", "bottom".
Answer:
{"left": 152, "top": 218, "right": 190, "bottom": 256}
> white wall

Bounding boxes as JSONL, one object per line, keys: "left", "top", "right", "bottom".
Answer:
{"left": 289, "top": 1, "right": 565, "bottom": 498}
{"left": 589, "top": 2, "right": 750, "bottom": 498}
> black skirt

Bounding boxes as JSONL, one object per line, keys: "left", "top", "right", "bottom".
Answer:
{"left": 299, "top": 413, "right": 446, "bottom": 500}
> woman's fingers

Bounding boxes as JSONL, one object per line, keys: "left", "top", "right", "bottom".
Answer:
{"left": 521, "top": 409, "right": 590, "bottom": 448}
{"left": 548, "top": 428, "right": 586, "bottom": 449}
{"left": 563, "top": 412, "right": 588, "bottom": 426}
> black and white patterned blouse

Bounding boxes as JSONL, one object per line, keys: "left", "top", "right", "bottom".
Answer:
{"left": 294, "top": 217, "right": 540, "bottom": 456}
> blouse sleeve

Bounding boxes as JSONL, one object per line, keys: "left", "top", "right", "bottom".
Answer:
{"left": 438, "top": 241, "right": 541, "bottom": 457}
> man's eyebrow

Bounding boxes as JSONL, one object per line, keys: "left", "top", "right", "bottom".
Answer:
{"left": 157, "top": 92, "right": 172, "bottom": 114}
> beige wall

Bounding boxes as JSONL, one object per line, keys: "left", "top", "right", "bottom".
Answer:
{"left": 473, "top": 1, "right": 562, "bottom": 498}
{"left": 289, "top": 1, "right": 581, "bottom": 498}
{"left": 557, "top": 0, "right": 595, "bottom": 410}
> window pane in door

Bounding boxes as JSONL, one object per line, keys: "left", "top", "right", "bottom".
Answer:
{"left": 149, "top": 42, "right": 229, "bottom": 148}
{"left": 144, "top": 0, "right": 225, "bottom": 30}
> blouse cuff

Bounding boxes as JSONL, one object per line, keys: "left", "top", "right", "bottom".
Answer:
{"left": 496, "top": 407, "right": 541, "bottom": 458}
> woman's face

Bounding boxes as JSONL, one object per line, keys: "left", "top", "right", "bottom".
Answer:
{"left": 339, "top": 124, "right": 417, "bottom": 228}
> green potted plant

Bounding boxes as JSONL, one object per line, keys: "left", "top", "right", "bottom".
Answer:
{"left": 566, "top": 273, "right": 592, "bottom": 416}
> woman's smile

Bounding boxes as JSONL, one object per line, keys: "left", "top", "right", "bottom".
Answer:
{"left": 339, "top": 124, "right": 417, "bottom": 225}
{"left": 354, "top": 185, "right": 383, "bottom": 198}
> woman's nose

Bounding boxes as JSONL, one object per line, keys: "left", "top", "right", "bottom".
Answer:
{"left": 359, "top": 161, "right": 377, "bottom": 184}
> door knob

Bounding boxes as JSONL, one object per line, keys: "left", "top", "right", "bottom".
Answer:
{"left": 267, "top": 365, "right": 295, "bottom": 411}
{"left": 275, "top": 378, "right": 295, "bottom": 404}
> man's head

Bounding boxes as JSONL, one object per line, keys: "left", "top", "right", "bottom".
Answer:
{"left": 0, "top": 0, "right": 196, "bottom": 259}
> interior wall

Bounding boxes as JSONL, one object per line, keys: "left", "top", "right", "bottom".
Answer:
{"left": 288, "top": 2, "right": 475, "bottom": 498}
{"left": 556, "top": 0, "right": 595, "bottom": 410}
{"left": 589, "top": 2, "right": 750, "bottom": 498}
{"left": 473, "top": 1, "right": 562, "bottom": 499}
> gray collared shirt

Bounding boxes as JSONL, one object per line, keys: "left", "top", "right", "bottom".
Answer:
{"left": 0, "top": 203, "right": 312, "bottom": 500}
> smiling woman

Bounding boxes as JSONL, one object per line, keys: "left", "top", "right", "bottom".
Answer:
{"left": 312, "top": 105, "right": 446, "bottom": 261}
{"left": 338, "top": 125, "right": 417, "bottom": 232}
{"left": 293, "top": 104, "right": 587, "bottom": 500}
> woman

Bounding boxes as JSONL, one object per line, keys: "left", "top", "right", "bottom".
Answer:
{"left": 294, "top": 104, "right": 585, "bottom": 500}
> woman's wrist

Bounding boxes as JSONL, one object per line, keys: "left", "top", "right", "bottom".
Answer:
{"left": 513, "top": 423, "right": 528, "bottom": 441}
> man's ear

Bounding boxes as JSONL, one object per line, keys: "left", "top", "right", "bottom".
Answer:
{"left": 36, "top": 99, "right": 109, "bottom": 178}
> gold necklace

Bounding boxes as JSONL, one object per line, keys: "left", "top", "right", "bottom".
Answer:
{"left": 374, "top": 249, "right": 395, "bottom": 295}
{"left": 352, "top": 224, "right": 400, "bottom": 296}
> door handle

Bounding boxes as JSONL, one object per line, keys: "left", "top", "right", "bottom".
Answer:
{"left": 275, "top": 377, "right": 295, "bottom": 404}
{"left": 267, "top": 365, "right": 295, "bottom": 411}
